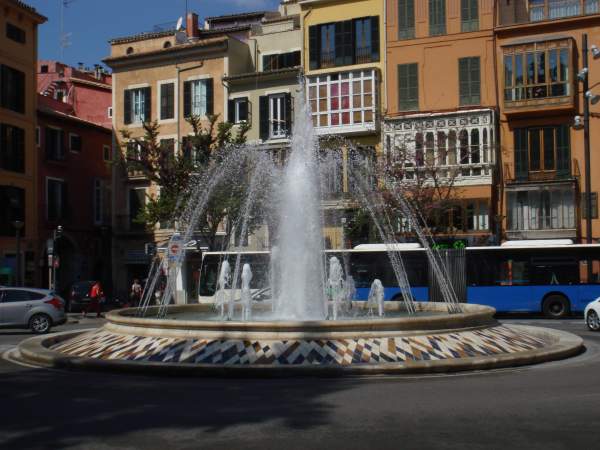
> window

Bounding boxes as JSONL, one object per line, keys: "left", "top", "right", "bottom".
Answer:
{"left": 507, "top": 187, "right": 575, "bottom": 231}
{"left": 581, "top": 192, "right": 598, "bottom": 219}
{"left": 429, "top": 0, "right": 446, "bottom": 36}
{"left": 93, "top": 179, "right": 103, "bottom": 225}
{"left": 54, "top": 89, "right": 66, "bottom": 102}
{"left": 45, "top": 127, "right": 65, "bottom": 161}
{"left": 107, "top": 107, "right": 113, "bottom": 119}
{"left": 69, "top": 133, "right": 82, "bottom": 152}
{"left": 103, "top": 145, "right": 111, "bottom": 162}
{"left": 504, "top": 42, "right": 571, "bottom": 104}
{"left": 163, "top": 41, "right": 172, "bottom": 49}
{"left": 262, "top": 51, "right": 301, "bottom": 71}
{"left": 129, "top": 188, "right": 146, "bottom": 230}
{"left": 398, "top": 0, "right": 415, "bottom": 39}
{"left": 529, "top": 0, "right": 599, "bottom": 21}
{"left": 308, "top": 70, "right": 376, "bottom": 130}
{"left": 459, "top": 57, "right": 480, "bottom": 106}
{"left": 228, "top": 98, "right": 249, "bottom": 124}
{"left": 160, "top": 82, "right": 175, "bottom": 120}
{"left": 308, "top": 17, "right": 380, "bottom": 70}
{"left": 126, "top": 47, "right": 134, "bottom": 55}
{"left": 514, "top": 125, "right": 570, "bottom": 179}
{"left": 6, "top": 23, "right": 26, "bottom": 44}
{"left": 0, "top": 185, "right": 24, "bottom": 236}
{"left": 259, "top": 93, "right": 291, "bottom": 140}
{"left": 35, "top": 127, "right": 40, "bottom": 146}
{"left": 124, "top": 87, "right": 150, "bottom": 125}
{"left": 0, "top": 124, "right": 25, "bottom": 173}
{"left": 270, "top": 94, "right": 287, "bottom": 138}
{"left": 40, "top": 65, "right": 48, "bottom": 74}
{"left": 0, "top": 65, "right": 25, "bottom": 114}
{"left": 398, "top": 63, "right": 418, "bottom": 111}
{"left": 47, "top": 178, "right": 68, "bottom": 222}
{"left": 183, "top": 79, "right": 213, "bottom": 118}
{"left": 461, "top": 0, "right": 479, "bottom": 32}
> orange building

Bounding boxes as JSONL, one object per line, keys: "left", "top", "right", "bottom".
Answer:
{"left": 495, "top": 1, "right": 600, "bottom": 243}
{"left": 384, "top": 0, "right": 498, "bottom": 245}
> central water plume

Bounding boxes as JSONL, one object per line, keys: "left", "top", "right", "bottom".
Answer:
{"left": 272, "top": 87, "right": 326, "bottom": 320}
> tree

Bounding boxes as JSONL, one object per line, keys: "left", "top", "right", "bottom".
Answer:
{"left": 120, "top": 114, "right": 251, "bottom": 249}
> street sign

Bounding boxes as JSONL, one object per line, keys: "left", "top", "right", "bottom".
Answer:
{"left": 47, "top": 239, "right": 54, "bottom": 255}
{"left": 168, "top": 233, "right": 184, "bottom": 262}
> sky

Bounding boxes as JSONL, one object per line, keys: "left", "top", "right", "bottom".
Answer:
{"left": 27, "top": 0, "right": 281, "bottom": 69}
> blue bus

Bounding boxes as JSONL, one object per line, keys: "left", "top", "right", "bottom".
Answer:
{"left": 197, "top": 243, "right": 600, "bottom": 318}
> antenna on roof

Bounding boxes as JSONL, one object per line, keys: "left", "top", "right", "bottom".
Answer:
{"left": 176, "top": 16, "right": 183, "bottom": 31}
{"left": 59, "top": 0, "right": 76, "bottom": 61}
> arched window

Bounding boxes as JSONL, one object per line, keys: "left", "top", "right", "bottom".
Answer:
{"left": 415, "top": 132, "right": 424, "bottom": 166}
{"left": 425, "top": 132, "right": 435, "bottom": 166}
{"left": 126, "top": 46, "right": 134, "bottom": 55}
{"left": 163, "top": 41, "right": 172, "bottom": 49}
{"left": 459, "top": 129, "right": 469, "bottom": 164}
{"left": 437, "top": 131, "right": 447, "bottom": 166}
{"left": 448, "top": 130, "right": 457, "bottom": 165}
{"left": 471, "top": 129, "right": 480, "bottom": 164}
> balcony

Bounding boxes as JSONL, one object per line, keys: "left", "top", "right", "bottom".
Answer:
{"left": 529, "top": 0, "right": 599, "bottom": 22}
{"left": 502, "top": 39, "right": 575, "bottom": 115}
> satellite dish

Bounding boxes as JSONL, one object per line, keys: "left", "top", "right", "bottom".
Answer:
{"left": 176, "top": 17, "right": 183, "bottom": 31}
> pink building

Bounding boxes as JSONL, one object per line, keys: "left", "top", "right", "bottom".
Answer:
{"left": 36, "top": 62, "right": 112, "bottom": 295}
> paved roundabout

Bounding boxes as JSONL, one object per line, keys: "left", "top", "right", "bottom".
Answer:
{"left": 13, "top": 302, "right": 584, "bottom": 376}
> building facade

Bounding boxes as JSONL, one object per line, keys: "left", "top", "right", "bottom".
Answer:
{"left": 496, "top": 0, "right": 600, "bottom": 243}
{"left": 105, "top": 13, "right": 259, "bottom": 299}
{"left": 0, "top": 0, "right": 46, "bottom": 286}
{"left": 300, "top": 0, "right": 386, "bottom": 248}
{"left": 384, "top": 0, "right": 498, "bottom": 246}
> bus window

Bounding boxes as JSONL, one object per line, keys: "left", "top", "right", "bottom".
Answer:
{"left": 530, "top": 257, "right": 578, "bottom": 285}
{"left": 498, "top": 259, "right": 530, "bottom": 286}
{"left": 580, "top": 259, "right": 600, "bottom": 284}
{"left": 466, "top": 251, "right": 499, "bottom": 286}
{"left": 199, "top": 261, "right": 219, "bottom": 296}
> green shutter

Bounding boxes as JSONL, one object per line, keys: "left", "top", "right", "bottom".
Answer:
{"left": 459, "top": 57, "right": 480, "bottom": 106}
{"left": 398, "top": 0, "right": 415, "bottom": 39}
{"left": 309, "top": 26, "right": 319, "bottom": 70}
{"left": 398, "top": 63, "right": 418, "bottom": 111}
{"left": 124, "top": 89, "right": 132, "bottom": 124}
{"left": 429, "top": 0, "right": 446, "bottom": 36}
{"left": 514, "top": 128, "right": 529, "bottom": 180}
{"left": 206, "top": 78, "right": 214, "bottom": 116}
{"left": 556, "top": 124, "right": 570, "bottom": 177}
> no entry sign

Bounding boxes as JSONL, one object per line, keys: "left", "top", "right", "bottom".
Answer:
{"left": 168, "top": 234, "right": 184, "bottom": 262}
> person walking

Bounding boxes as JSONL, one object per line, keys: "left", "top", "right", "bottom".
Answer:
{"left": 83, "top": 281, "right": 103, "bottom": 318}
{"left": 130, "top": 279, "right": 143, "bottom": 307}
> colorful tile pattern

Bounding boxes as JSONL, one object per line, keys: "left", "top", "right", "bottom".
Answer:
{"left": 51, "top": 326, "right": 546, "bottom": 366}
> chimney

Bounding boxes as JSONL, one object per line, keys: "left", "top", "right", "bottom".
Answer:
{"left": 186, "top": 12, "right": 199, "bottom": 39}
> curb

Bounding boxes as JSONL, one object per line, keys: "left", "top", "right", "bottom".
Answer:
{"left": 15, "top": 325, "right": 584, "bottom": 378}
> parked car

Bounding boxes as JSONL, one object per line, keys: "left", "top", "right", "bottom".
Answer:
{"left": 584, "top": 297, "right": 600, "bottom": 331}
{"left": 0, "top": 287, "right": 66, "bottom": 334}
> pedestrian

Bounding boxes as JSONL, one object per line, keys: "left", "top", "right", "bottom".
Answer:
{"left": 130, "top": 278, "right": 143, "bottom": 307}
{"left": 83, "top": 281, "right": 103, "bottom": 318}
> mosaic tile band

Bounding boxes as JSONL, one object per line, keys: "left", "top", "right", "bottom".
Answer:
{"left": 50, "top": 326, "right": 547, "bottom": 366}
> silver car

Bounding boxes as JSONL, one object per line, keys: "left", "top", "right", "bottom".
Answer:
{"left": 0, "top": 287, "right": 67, "bottom": 334}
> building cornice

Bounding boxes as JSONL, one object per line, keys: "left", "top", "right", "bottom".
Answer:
{"left": 495, "top": 13, "right": 600, "bottom": 35}
{"left": 4, "top": 0, "right": 47, "bottom": 23}
{"left": 38, "top": 106, "right": 112, "bottom": 133}
{"left": 223, "top": 66, "right": 301, "bottom": 83}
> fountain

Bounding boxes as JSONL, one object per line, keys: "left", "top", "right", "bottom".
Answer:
{"left": 15, "top": 83, "right": 584, "bottom": 375}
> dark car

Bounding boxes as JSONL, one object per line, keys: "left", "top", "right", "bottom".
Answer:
{"left": 67, "top": 280, "right": 96, "bottom": 312}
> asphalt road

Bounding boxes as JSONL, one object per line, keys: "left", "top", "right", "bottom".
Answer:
{"left": 0, "top": 317, "right": 599, "bottom": 450}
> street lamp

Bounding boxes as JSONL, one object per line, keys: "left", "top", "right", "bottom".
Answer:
{"left": 12, "top": 220, "right": 24, "bottom": 286}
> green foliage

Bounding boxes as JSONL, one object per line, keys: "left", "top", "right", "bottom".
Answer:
{"left": 120, "top": 115, "right": 251, "bottom": 249}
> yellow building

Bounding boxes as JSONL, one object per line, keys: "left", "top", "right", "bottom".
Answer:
{"left": 0, "top": 0, "right": 46, "bottom": 286}
{"left": 300, "top": 0, "right": 385, "bottom": 248}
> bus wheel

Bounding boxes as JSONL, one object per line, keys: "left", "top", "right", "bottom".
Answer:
{"left": 542, "top": 295, "right": 570, "bottom": 319}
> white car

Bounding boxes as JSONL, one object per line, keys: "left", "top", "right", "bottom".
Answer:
{"left": 584, "top": 298, "right": 600, "bottom": 331}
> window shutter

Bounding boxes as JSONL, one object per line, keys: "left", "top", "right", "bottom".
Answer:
{"left": 143, "top": 87, "right": 151, "bottom": 122}
{"left": 16, "top": 126, "right": 25, "bottom": 172}
{"left": 259, "top": 95, "right": 269, "bottom": 141}
{"left": 60, "top": 130, "right": 65, "bottom": 158}
{"left": 335, "top": 22, "right": 344, "bottom": 67}
{"left": 239, "top": 98, "right": 249, "bottom": 122}
{"left": 371, "top": 16, "right": 380, "bottom": 62}
{"left": 206, "top": 78, "right": 214, "bottom": 116}
{"left": 309, "top": 25, "right": 319, "bottom": 70}
{"left": 183, "top": 81, "right": 191, "bottom": 117}
{"left": 459, "top": 58, "right": 469, "bottom": 105}
{"left": 45, "top": 127, "right": 52, "bottom": 159}
{"left": 284, "top": 93, "right": 292, "bottom": 136}
{"left": 228, "top": 99, "right": 235, "bottom": 123}
{"left": 262, "top": 54, "right": 269, "bottom": 71}
{"left": 160, "top": 83, "right": 174, "bottom": 120}
{"left": 514, "top": 128, "right": 529, "bottom": 180}
{"left": 124, "top": 89, "right": 132, "bottom": 125}
{"left": 0, "top": 125, "right": 6, "bottom": 168}
{"left": 61, "top": 182, "right": 69, "bottom": 220}
{"left": 556, "top": 124, "right": 570, "bottom": 176}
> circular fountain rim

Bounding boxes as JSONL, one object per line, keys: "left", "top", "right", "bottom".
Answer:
{"left": 103, "top": 302, "right": 497, "bottom": 339}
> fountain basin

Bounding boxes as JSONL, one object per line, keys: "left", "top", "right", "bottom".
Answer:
{"left": 14, "top": 302, "right": 584, "bottom": 376}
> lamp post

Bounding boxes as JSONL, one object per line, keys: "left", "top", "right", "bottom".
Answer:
{"left": 12, "top": 220, "right": 24, "bottom": 286}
